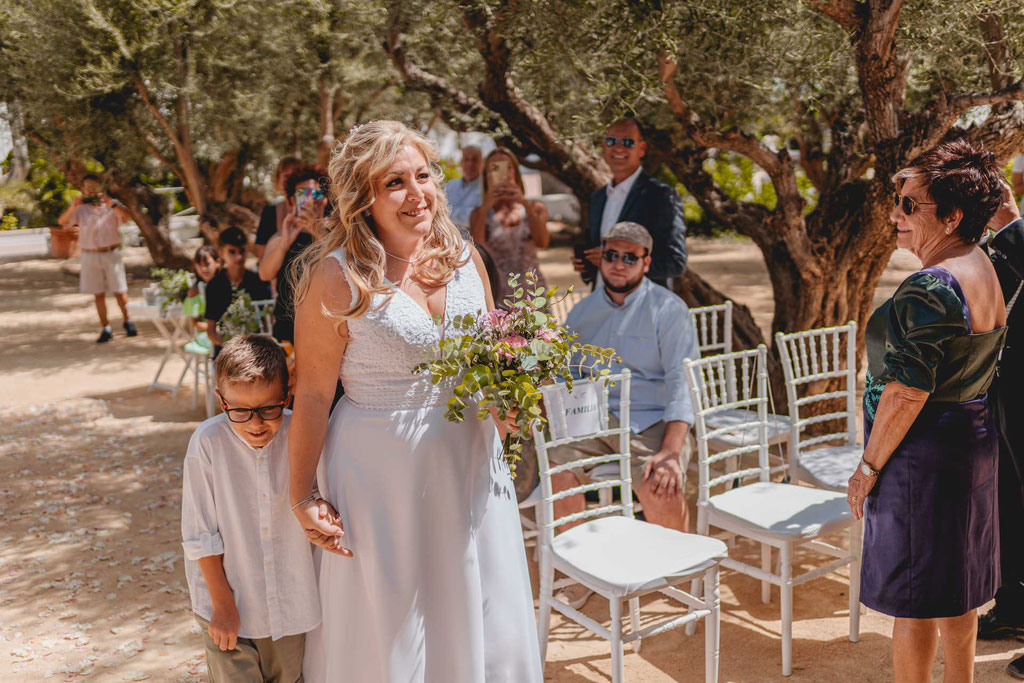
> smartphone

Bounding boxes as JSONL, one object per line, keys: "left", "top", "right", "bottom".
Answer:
{"left": 573, "top": 241, "right": 598, "bottom": 283}
{"left": 295, "top": 191, "right": 313, "bottom": 217}
{"left": 487, "top": 159, "right": 513, "bottom": 189}
{"left": 81, "top": 195, "right": 100, "bottom": 205}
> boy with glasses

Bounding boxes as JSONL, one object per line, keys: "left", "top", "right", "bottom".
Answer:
{"left": 205, "top": 227, "right": 272, "bottom": 354}
{"left": 181, "top": 334, "right": 340, "bottom": 682}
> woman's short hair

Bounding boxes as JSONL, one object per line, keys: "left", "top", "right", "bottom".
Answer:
{"left": 292, "top": 120, "right": 467, "bottom": 321}
{"left": 283, "top": 163, "right": 329, "bottom": 199}
{"left": 893, "top": 139, "right": 1004, "bottom": 244}
{"left": 480, "top": 147, "right": 526, "bottom": 198}
{"left": 214, "top": 334, "right": 288, "bottom": 394}
{"left": 217, "top": 226, "right": 248, "bottom": 248}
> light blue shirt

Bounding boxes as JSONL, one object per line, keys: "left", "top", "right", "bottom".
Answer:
{"left": 445, "top": 175, "right": 482, "bottom": 229}
{"left": 565, "top": 277, "right": 698, "bottom": 433}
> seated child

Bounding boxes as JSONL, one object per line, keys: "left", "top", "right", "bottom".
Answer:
{"left": 183, "top": 244, "right": 220, "bottom": 354}
{"left": 204, "top": 227, "right": 272, "bottom": 354}
{"left": 181, "top": 334, "right": 321, "bottom": 682}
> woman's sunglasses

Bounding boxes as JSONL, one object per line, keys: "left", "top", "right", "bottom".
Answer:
{"left": 602, "top": 249, "right": 647, "bottom": 266}
{"left": 295, "top": 188, "right": 326, "bottom": 200}
{"left": 893, "top": 192, "right": 937, "bottom": 216}
{"left": 603, "top": 136, "right": 637, "bottom": 149}
{"left": 220, "top": 400, "right": 286, "bottom": 423}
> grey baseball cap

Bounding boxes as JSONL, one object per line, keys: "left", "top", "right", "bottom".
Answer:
{"left": 603, "top": 221, "right": 653, "bottom": 250}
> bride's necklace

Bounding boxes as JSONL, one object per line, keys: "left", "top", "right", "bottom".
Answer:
{"left": 384, "top": 250, "right": 423, "bottom": 265}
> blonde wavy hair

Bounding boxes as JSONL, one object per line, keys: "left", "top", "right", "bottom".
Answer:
{"left": 292, "top": 120, "right": 467, "bottom": 320}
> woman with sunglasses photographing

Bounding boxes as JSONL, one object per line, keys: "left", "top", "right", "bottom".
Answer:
{"left": 259, "top": 164, "right": 329, "bottom": 345}
{"left": 848, "top": 139, "right": 1009, "bottom": 682}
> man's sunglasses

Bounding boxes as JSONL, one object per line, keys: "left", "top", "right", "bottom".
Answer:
{"left": 602, "top": 248, "right": 647, "bottom": 266}
{"left": 603, "top": 136, "right": 637, "bottom": 149}
{"left": 220, "top": 400, "right": 286, "bottom": 423}
{"left": 893, "top": 192, "right": 937, "bottom": 216}
{"left": 295, "top": 188, "right": 326, "bottom": 200}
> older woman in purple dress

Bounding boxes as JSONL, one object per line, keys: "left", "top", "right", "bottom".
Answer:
{"left": 847, "top": 140, "right": 1008, "bottom": 682}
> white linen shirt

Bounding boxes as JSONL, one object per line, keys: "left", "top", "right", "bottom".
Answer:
{"left": 181, "top": 412, "right": 320, "bottom": 640}
{"left": 446, "top": 175, "right": 483, "bottom": 230}
{"left": 599, "top": 166, "right": 643, "bottom": 238}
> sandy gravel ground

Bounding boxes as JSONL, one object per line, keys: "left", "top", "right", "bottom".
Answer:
{"left": 1, "top": 239, "right": 1021, "bottom": 682}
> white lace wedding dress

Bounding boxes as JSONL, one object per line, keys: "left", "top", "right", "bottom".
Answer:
{"left": 303, "top": 246, "right": 543, "bottom": 683}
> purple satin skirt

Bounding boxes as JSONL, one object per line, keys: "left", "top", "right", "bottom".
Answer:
{"left": 862, "top": 396, "right": 1000, "bottom": 618}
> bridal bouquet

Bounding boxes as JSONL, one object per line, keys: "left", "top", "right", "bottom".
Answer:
{"left": 415, "top": 271, "right": 618, "bottom": 475}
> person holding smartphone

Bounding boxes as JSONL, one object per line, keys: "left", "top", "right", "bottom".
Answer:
{"left": 469, "top": 147, "right": 550, "bottom": 306}
{"left": 258, "top": 164, "right": 328, "bottom": 345}
{"left": 59, "top": 173, "right": 137, "bottom": 343}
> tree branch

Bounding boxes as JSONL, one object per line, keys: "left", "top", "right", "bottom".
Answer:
{"left": 134, "top": 77, "right": 181, "bottom": 148}
{"left": 658, "top": 53, "right": 806, "bottom": 228}
{"left": 805, "top": 0, "right": 860, "bottom": 31}
{"left": 142, "top": 133, "right": 185, "bottom": 182}
{"left": 978, "top": 11, "right": 1012, "bottom": 90}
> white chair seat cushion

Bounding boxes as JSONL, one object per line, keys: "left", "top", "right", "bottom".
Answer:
{"left": 551, "top": 515, "right": 727, "bottom": 596}
{"left": 708, "top": 482, "right": 852, "bottom": 542}
{"left": 704, "top": 408, "right": 790, "bottom": 449}
{"left": 799, "top": 444, "right": 863, "bottom": 491}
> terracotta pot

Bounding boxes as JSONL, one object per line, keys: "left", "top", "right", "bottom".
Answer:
{"left": 49, "top": 226, "right": 79, "bottom": 258}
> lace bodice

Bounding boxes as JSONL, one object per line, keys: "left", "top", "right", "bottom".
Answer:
{"left": 329, "top": 246, "right": 487, "bottom": 410}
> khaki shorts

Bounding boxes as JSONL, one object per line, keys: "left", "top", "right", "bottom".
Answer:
{"left": 80, "top": 249, "right": 127, "bottom": 295}
{"left": 195, "top": 615, "right": 305, "bottom": 683}
{"left": 545, "top": 418, "right": 692, "bottom": 492}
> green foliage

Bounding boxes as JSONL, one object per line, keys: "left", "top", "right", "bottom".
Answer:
{"left": 150, "top": 268, "right": 191, "bottom": 309}
{"left": 0, "top": 213, "right": 20, "bottom": 231}
{"left": 438, "top": 158, "right": 462, "bottom": 183}
{"left": 415, "top": 271, "right": 619, "bottom": 474}
{"left": 218, "top": 290, "right": 262, "bottom": 341}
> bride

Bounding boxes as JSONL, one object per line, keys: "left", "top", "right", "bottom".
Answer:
{"left": 288, "top": 120, "right": 543, "bottom": 682}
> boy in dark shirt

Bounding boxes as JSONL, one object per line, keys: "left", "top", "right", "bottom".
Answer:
{"left": 205, "top": 227, "right": 272, "bottom": 354}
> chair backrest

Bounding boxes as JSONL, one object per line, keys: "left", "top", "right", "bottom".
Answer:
{"left": 551, "top": 289, "right": 585, "bottom": 325}
{"left": 250, "top": 298, "right": 276, "bottom": 336}
{"left": 690, "top": 301, "right": 733, "bottom": 357}
{"left": 775, "top": 321, "right": 858, "bottom": 453}
{"left": 684, "top": 346, "right": 770, "bottom": 504}
{"left": 532, "top": 370, "right": 632, "bottom": 542}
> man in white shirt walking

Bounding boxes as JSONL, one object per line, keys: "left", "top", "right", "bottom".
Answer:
{"left": 59, "top": 174, "right": 137, "bottom": 343}
{"left": 446, "top": 145, "right": 483, "bottom": 235}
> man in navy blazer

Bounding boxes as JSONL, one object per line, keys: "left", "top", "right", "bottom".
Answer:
{"left": 573, "top": 118, "right": 688, "bottom": 288}
{"left": 977, "top": 184, "right": 1024, "bottom": 678}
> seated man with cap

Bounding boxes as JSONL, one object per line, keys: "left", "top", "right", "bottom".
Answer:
{"left": 550, "top": 221, "right": 699, "bottom": 607}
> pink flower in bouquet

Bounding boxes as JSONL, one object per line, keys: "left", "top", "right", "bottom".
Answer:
{"left": 496, "top": 334, "right": 528, "bottom": 360}
{"left": 537, "top": 328, "right": 559, "bottom": 343}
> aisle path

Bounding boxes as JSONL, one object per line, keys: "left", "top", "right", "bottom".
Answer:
{"left": 2, "top": 242, "right": 1019, "bottom": 682}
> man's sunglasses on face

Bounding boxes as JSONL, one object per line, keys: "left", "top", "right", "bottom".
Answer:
{"left": 295, "top": 188, "right": 326, "bottom": 200}
{"left": 603, "top": 136, "right": 637, "bottom": 149}
{"left": 602, "top": 248, "right": 647, "bottom": 266}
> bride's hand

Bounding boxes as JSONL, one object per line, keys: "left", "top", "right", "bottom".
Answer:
{"left": 293, "top": 498, "right": 353, "bottom": 557}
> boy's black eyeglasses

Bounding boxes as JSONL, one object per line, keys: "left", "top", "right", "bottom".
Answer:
{"left": 602, "top": 249, "right": 647, "bottom": 266}
{"left": 893, "top": 192, "right": 937, "bottom": 216}
{"left": 220, "top": 401, "right": 286, "bottom": 423}
{"left": 603, "top": 136, "right": 637, "bottom": 149}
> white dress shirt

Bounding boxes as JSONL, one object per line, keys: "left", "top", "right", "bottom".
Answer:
{"left": 446, "top": 175, "right": 483, "bottom": 230}
{"left": 600, "top": 166, "right": 643, "bottom": 238}
{"left": 181, "top": 412, "right": 320, "bottom": 640}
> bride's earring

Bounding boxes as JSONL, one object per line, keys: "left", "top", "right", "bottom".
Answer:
{"left": 945, "top": 225, "right": 952, "bottom": 235}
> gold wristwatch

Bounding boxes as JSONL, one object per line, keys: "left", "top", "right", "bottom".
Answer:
{"left": 860, "top": 458, "right": 880, "bottom": 477}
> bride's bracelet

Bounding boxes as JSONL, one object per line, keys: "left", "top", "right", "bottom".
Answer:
{"left": 290, "top": 493, "right": 318, "bottom": 510}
